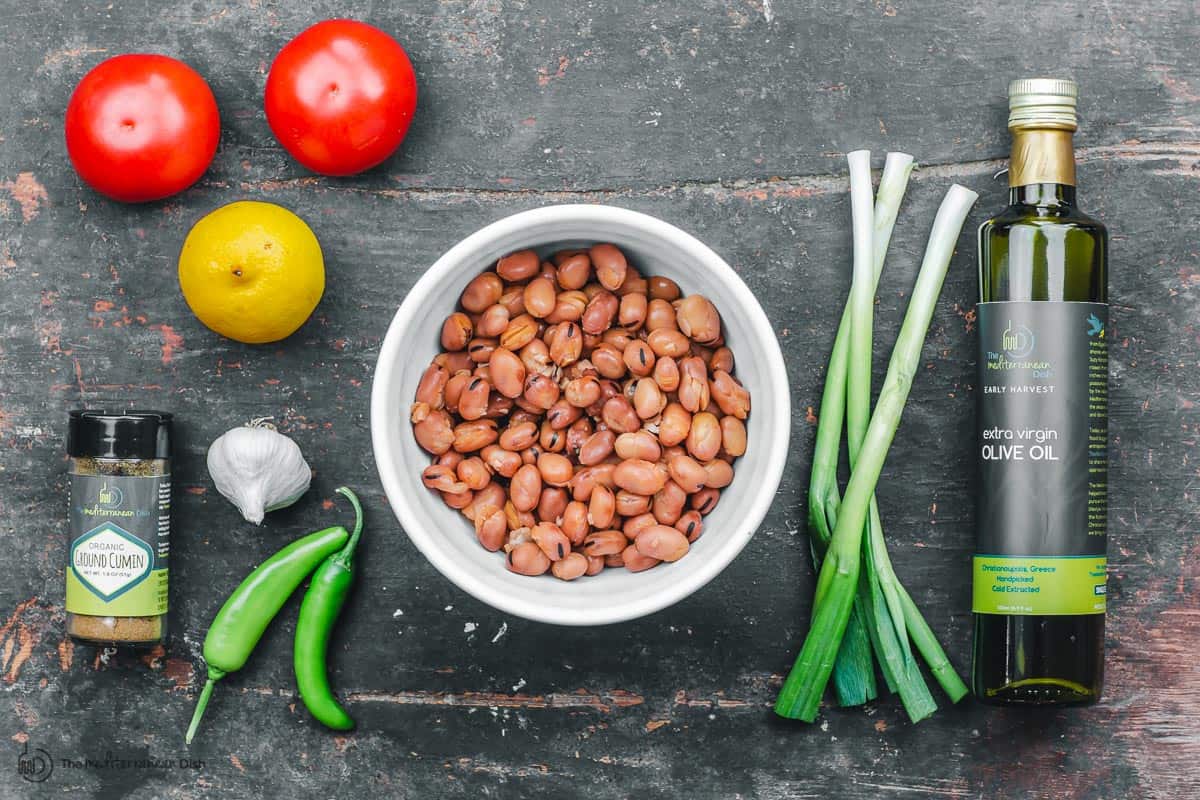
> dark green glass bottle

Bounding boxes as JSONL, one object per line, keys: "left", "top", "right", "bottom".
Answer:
{"left": 972, "top": 79, "right": 1109, "bottom": 705}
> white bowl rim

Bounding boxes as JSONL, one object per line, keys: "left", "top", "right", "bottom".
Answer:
{"left": 370, "top": 203, "right": 791, "bottom": 625}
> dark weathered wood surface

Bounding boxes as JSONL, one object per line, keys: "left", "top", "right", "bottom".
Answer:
{"left": 0, "top": 1, "right": 1196, "bottom": 798}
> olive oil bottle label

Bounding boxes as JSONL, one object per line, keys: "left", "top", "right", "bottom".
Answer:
{"left": 974, "top": 301, "right": 1108, "bottom": 615}
{"left": 65, "top": 474, "right": 170, "bottom": 616}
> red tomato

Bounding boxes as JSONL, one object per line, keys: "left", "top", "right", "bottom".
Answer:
{"left": 265, "top": 19, "right": 418, "bottom": 176}
{"left": 64, "top": 54, "right": 220, "bottom": 203}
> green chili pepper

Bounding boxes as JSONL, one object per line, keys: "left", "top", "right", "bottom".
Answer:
{"left": 293, "top": 487, "right": 364, "bottom": 731}
{"left": 185, "top": 523, "right": 350, "bottom": 744}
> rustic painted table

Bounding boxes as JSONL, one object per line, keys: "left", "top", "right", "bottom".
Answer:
{"left": 0, "top": 1, "right": 1196, "bottom": 798}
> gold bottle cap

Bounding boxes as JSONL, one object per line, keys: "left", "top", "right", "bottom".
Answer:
{"left": 1008, "top": 78, "right": 1078, "bottom": 130}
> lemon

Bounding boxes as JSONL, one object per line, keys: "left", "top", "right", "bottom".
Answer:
{"left": 178, "top": 201, "right": 325, "bottom": 344}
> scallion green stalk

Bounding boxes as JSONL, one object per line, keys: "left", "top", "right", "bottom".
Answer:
{"left": 806, "top": 152, "right": 913, "bottom": 706}
{"left": 775, "top": 182, "right": 978, "bottom": 722}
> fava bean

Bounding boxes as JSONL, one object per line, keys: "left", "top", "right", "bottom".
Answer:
{"left": 623, "top": 340, "right": 656, "bottom": 377}
{"left": 523, "top": 278, "right": 557, "bottom": 318}
{"left": 549, "top": 321, "right": 583, "bottom": 366}
{"left": 552, "top": 551, "right": 589, "bottom": 581}
{"left": 582, "top": 529, "right": 627, "bottom": 557}
{"left": 458, "top": 377, "right": 492, "bottom": 421}
{"left": 686, "top": 412, "right": 722, "bottom": 461}
{"left": 437, "top": 450, "right": 464, "bottom": 470}
{"left": 633, "top": 378, "right": 667, "bottom": 420}
{"left": 531, "top": 522, "right": 571, "bottom": 561}
{"left": 622, "top": 544, "right": 660, "bottom": 572}
{"left": 499, "top": 421, "right": 538, "bottom": 451}
{"left": 710, "top": 370, "right": 751, "bottom": 419}
{"left": 414, "top": 409, "right": 455, "bottom": 455}
{"left": 476, "top": 507, "right": 508, "bottom": 551}
{"left": 561, "top": 502, "right": 590, "bottom": 546}
{"left": 578, "top": 429, "right": 616, "bottom": 466}
{"left": 635, "top": 526, "right": 690, "bottom": 562}
{"left": 582, "top": 290, "right": 619, "bottom": 335}
{"left": 477, "top": 304, "right": 511, "bottom": 337}
{"left": 613, "top": 459, "right": 668, "bottom": 495}
{"left": 510, "top": 464, "right": 543, "bottom": 512}
{"left": 645, "top": 298, "right": 677, "bottom": 331}
{"left": 668, "top": 454, "right": 708, "bottom": 494}
{"left": 590, "top": 243, "right": 628, "bottom": 291}
{"left": 441, "top": 313, "right": 473, "bottom": 351}
{"left": 566, "top": 417, "right": 593, "bottom": 455}
{"left": 704, "top": 459, "right": 735, "bottom": 489}
{"left": 587, "top": 484, "right": 616, "bottom": 529}
{"left": 720, "top": 416, "right": 747, "bottom": 457}
{"left": 484, "top": 394, "right": 514, "bottom": 419}
{"left": 647, "top": 328, "right": 690, "bottom": 358}
{"left": 416, "top": 364, "right": 450, "bottom": 409}
{"left": 652, "top": 356, "right": 680, "bottom": 393}
{"left": 658, "top": 403, "right": 693, "bottom": 448}
{"left": 675, "top": 510, "right": 704, "bottom": 542}
{"left": 489, "top": 347, "right": 527, "bottom": 399}
{"left": 601, "top": 396, "right": 641, "bottom": 434}
{"left": 423, "top": 464, "right": 469, "bottom": 494}
{"left": 453, "top": 419, "right": 499, "bottom": 453}
{"left": 538, "top": 452, "right": 575, "bottom": 486}
{"left": 523, "top": 373, "right": 561, "bottom": 410}
{"left": 565, "top": 376, "right": 603, "bottom": 408}
{"left": 545, "top": 399, "right": 581, "bottom": 431}
{"left": 501, "top": 313, "right": 540, "bottom": 351}
{"left": 616, "top": 490, "right": 652, "bottom": 516}
{"left": 691, "top": 487, "right": 721, "bottom": 515}
{"left": 647, "top": 275, "right": 681, "bottom": 301}
{"left": 443, "top": 488, "right": 475, "bottom": 510}
{"left": 507, "top": 541, "right": 550, "bottom": 576}
{"left": 709, "top": 346, "right": 734, "bottom": 374}
{"left": 676, "top": 295, "right": 722, "bottom": 344}
{"left": 496, "top": 249, "right": 540, "bottom": 282}
{"left": 482, "top": 445, "right": 522, "bottom": 478}
{"left": 456, "top": 457, "right": 492, "bottom": 491}
{"left": 556, "top": 253, "right": 592, "bottom": 290}
{"left": 652, "top": 479, "right": 687, "bottom": 525}
{"left": 591, "top": 343, "right": 627, "bottom": 379}
{"left": 539, "top": 420, "right": 565, "bottom": 452}
{"left": 461, "top": 272, "right": 503, "bottom": 313}
{"left": 619, "top": 293, "right": 648, "bottom": 330}
{"left": 614, "top": 430, "right": 661, "bottom": 462}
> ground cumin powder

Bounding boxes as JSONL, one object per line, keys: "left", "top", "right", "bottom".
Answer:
{"left": 65, "top": 411, "right": 172, "bottom": 646}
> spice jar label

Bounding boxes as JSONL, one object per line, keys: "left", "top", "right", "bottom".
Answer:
{"left": 65, "top": 474, "right": 170, "bottom": 616}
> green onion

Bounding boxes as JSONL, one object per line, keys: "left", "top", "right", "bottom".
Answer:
{"left": 806, "top": 152, "right": 913, "bottom": 705}
{"left": 776, "top": 178, "right": 978, "bottom": 722}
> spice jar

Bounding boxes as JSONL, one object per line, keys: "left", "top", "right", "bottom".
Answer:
{"left": 65, "top": 410, "right": 172, "bottom": 646}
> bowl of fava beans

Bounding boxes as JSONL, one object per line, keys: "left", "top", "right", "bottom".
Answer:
{"left": 371, "top": 205, "right": 790, "bottom": 625}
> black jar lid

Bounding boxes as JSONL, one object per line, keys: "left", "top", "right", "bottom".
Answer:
{"left": 68, "top": 410, "right": 172, "bottom": 460}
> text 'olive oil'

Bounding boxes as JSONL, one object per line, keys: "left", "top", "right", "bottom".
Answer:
{"left": 972, "top": 79, "right": 1109, "bottom": 705}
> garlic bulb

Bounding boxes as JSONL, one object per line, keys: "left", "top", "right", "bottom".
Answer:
{"left": 207, "top": 419, "right": 312, "bottom": 524}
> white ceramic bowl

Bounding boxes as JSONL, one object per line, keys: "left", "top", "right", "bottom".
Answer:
{"left": 371, "top": 204, "right": 790, "bottom": 625}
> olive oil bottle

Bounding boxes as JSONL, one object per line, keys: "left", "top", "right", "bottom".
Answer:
{"left": 972, "top": 79, "right": 1108, "bottom": 705}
